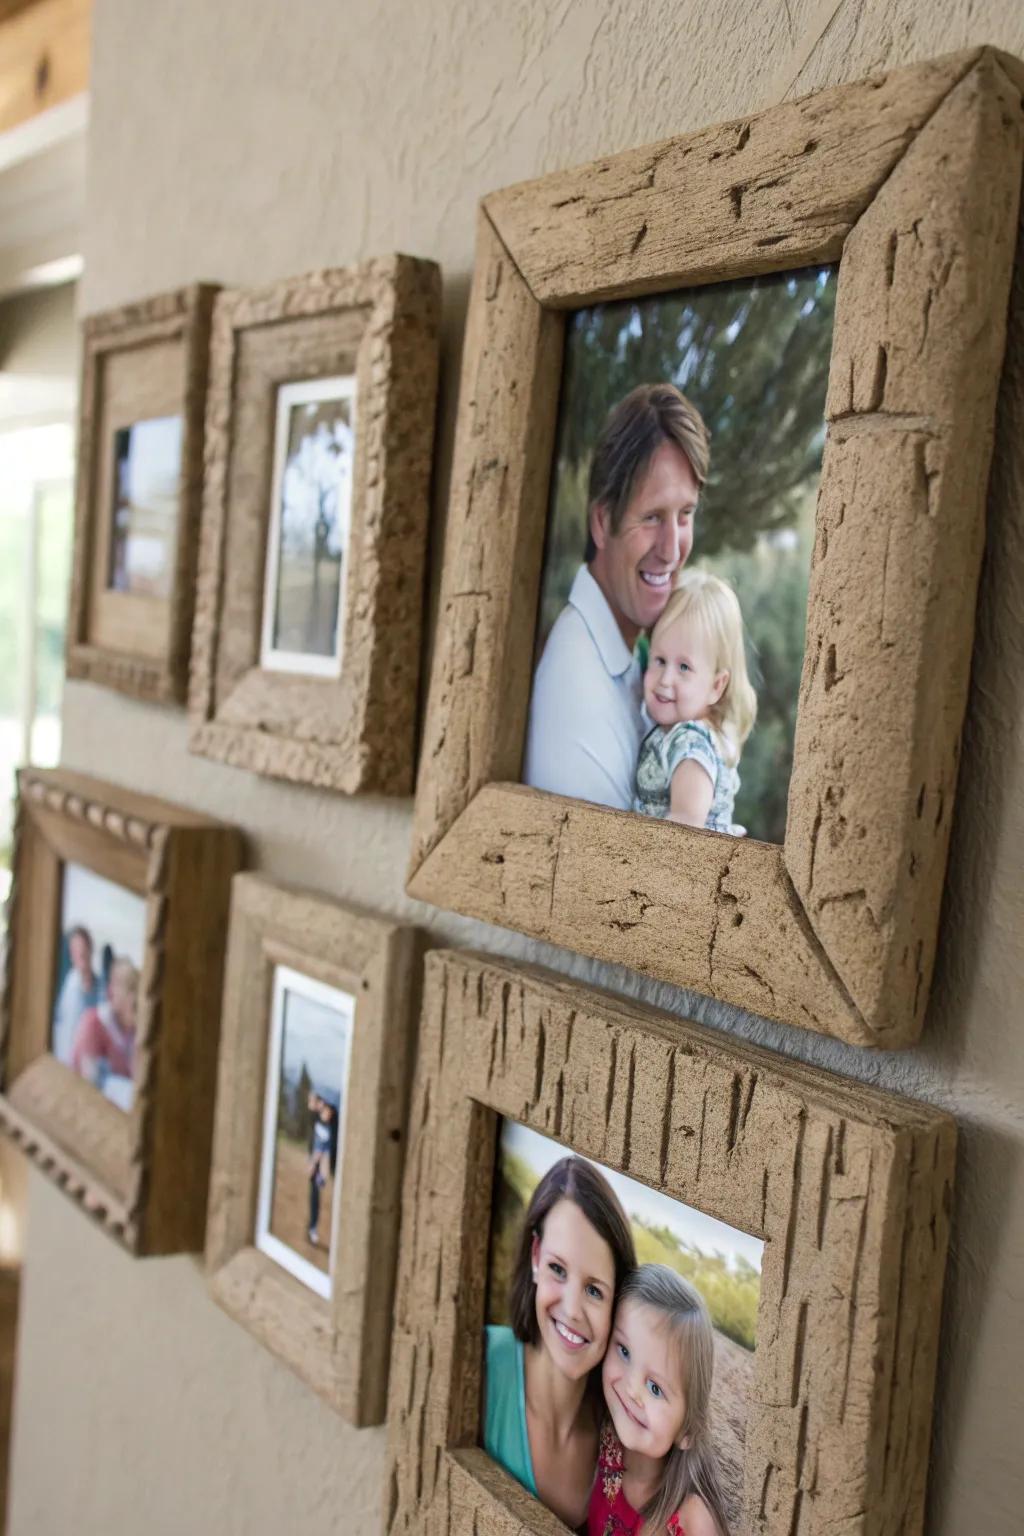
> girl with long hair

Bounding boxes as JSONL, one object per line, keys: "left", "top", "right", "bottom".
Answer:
{"left": 591, "top": 1264, "right": 730, "bottom": 1536}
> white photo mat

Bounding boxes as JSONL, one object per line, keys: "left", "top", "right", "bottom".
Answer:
{"left": 259, "top": 374, "right": 357, "bottom": 678}
{"left": 254, "top": 963, "right": 355, "bottom": 1300}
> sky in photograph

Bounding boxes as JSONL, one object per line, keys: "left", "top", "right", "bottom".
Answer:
{"left": 279, "top": 978, "right": 353, "bottom": 1095}
{"left": 120, "top": 415, "right": 182, "bottom": 509}
{"left": 60, "top": 861, "right": 146, "bottom": 965}
{"left": 501, "top": 1119, "right": 763, "bottom": 1273}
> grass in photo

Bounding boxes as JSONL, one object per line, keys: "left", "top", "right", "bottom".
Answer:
{"left": 486, "top": 1120, "right": 763, "bottom": 1531}
{"left": 255, "top": 965, "right": 354, "bottom": 1299}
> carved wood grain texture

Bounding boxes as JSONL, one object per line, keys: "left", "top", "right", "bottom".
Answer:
{"left": 384, "top": 950, "right": 955, "bottom": 1536}
{"left": 408, "top": 49, "right": 1024, "bottom": 1049}
{"left": 188, "top": 255, "right": 441, "bottom": 795}
{"left": 786, "top": 52, "right": 1024, "bottom": 1030}
{"left": 205, "top": 874, "right": 421, "bottom": 1424}
{"left": 483, "top": 50, "right": 978, "bottom": 307}
{"left": 0, "top": 768, "right": 242, "bottom": 1254}
{"left": 66, "top": 284, "right": 219, "bottom": 705}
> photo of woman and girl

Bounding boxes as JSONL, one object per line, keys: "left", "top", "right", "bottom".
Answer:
{"left": 525, "top": 267, "right": 835, "bottom": 846}
{"left": 484, "top": 1122, "right": 762, "bottom": 1535}
{"left": 50, "top": 862, "right": 147, "bottom": 1113}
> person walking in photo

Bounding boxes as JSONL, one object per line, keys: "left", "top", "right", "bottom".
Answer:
{"left": 524, "top": 383, "right": 710, "bottom": 810}
{"left": 306, "top": 1091, "right": 336, "bottom": 1247}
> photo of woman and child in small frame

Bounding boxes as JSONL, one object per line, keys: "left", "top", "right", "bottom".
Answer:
{"left": 525, "top": 265, "right": 836, "bottom": 847}
{"left": 484, "top": 1121, "right": 763, "bottom": 1536}
{"left": 254, "top": 966, "right": 353, "bottom": 1301}
{"left": 50, "top": 862, "right": 148, "bottom": 1113}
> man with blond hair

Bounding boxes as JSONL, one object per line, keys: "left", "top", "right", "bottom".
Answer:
{"left": 524, "top": 383, "right": 710, "bottom": 810}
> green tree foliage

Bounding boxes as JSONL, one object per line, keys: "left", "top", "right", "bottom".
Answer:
{"left": 485, "top": 1153, "right": 760, "bottom": 1352}
{"left": 535, "top": 267, "right": 835, "bottom": 843}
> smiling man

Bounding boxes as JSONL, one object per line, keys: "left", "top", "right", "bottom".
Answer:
{"left": 524, "top": 384, "right": 711, "bottom": 809}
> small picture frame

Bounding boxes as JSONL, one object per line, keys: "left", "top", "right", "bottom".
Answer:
{"left": 66, "top": 284, "right": 219, "bottom": 703}
{"left": 385, "top": 950, "right": 956, "bottom": 1536}
{"left": 0, "top": 767, "right": 243, "bottom": 1253}
{"left": 189, "top": 256, "right": 441, "bottom": 795}
{"left": 408, "top": 48, "right": 1024, "bottom": 1048}
{"left": 205, "top": 874, "right": 421, "bottom": 1424}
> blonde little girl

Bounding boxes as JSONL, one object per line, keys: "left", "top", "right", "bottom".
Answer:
{"left": 590, "top": 1265, "right": 730, "bottom": 1536}
{"left": 634, "top": 571, "right": 756, "bottom": 834}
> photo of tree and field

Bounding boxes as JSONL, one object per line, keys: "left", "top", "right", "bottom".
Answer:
{"left": 536, "top": 265, "right": 836, "bottom": 844}
{"left": 255, "top": 969, "right": 353, "bottom": 1300}
{"left": 486, "top": 1121, "right": 763, "bottom": 1527}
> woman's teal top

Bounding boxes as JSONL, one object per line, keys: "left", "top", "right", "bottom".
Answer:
{"left": 483, "top": 1325, "right": 537, "bottom": 1497}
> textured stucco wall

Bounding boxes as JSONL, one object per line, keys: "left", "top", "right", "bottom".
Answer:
{"left": 7, "top": 2, "right": 1024, "bottom": 1533}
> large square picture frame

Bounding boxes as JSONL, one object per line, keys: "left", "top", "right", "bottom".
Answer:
{"left": 0, "top": 768, "right": 243, "bottom": 1254}
{"left": 66, "top": 284, "right": 219, "bottom": 704}
{"left": 408, "top": 48, "right": 1024, "bottom": 1048}
{"left": 188, "top": 255, "right": 441, "bottom": 795}
{"left": 384, "top": 949, "right": 956, "bottom": 1536}
{"left": 205, "top": 874, "right": 421, "bottom": 1425}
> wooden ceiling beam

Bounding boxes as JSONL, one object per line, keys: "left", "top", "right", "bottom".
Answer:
{"left": 0, "top": 0, "right": 91, "bottom": 138}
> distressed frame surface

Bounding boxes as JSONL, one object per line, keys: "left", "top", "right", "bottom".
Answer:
{"left": 205, "top": 874, "right": 421, "bottom": 1424}
{"left": 385, "top": 949, "right": 956, "bottom": 1536}
{"left": 409, "top": 48, "right": 1024, "bottom": 1048}
{"left": 189, "top": 256, "right": 441, "bottom": 795}
{"left": 66, "top": 283, "right": 219, "bottom": 704}
{"left": 0, "top": 767, "right": 243, "bottom": 1253}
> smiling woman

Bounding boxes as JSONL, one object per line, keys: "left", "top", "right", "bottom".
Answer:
{"left": 483, "top": 1149, "right": 636, "bottom": 1529}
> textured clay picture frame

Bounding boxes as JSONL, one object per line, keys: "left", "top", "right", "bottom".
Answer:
{"left": 66, "top": 283, "right": 219, "bottom": 704}
{"left": 189, "top": 256, "right": 441, "bottom": 795}
{"left": 0, "top": 767, "right": 243, "bottom": 1254}
{"left": 205, "top": 874, "right": 421, "bottom": 1425}
{"left": 385, "top": 949, "right": 956, "bottom": 1536}
{"left": 409, "top": 48, "right": 1024, "bottom": 1049}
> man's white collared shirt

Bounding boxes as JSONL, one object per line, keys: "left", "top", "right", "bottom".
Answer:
{"left": 523, "top": 564, "right": 644, "bottom": 810}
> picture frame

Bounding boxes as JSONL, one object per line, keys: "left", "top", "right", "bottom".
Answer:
{"left": 188, "top": 256, "right": 442, "bottom": 795}
{"left": 0, "top": 767, "right": 243, "bottom": 1254}
{"left": 205, "top": 874, "right": 421, "bottom": 1425}
{"left": 384, "top": 949, "right": 956, "bottom": 1536}
{"left": 66, "top": 283, "right": 219, "bottom": 704}
{"left": 408, "top": 47, "right": 1024, "bottom": 1049}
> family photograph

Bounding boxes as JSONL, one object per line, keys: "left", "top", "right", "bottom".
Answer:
{"left": 484, "top": 1120, "right": 763, "bottom": 1535}
{"left": 50, "top": 861, "right": 147, "bottom": 1113}
{"left": 525, "top": 267, "right": 835, "bottom": 846}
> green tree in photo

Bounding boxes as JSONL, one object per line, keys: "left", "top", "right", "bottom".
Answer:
{"left": 536, "top": 266, "right": 835, "bottom": 843}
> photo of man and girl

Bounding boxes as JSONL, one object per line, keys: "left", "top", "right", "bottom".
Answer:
{"left": 484, "top": 1120, "right": 763, "bottom": 1536}
{"left": 254, "top": 965, "right": 353, "bottom": 1300}
{"left": 50, "top": 862, "right": 147, "bottom": 1113}
{"left": 525, "top": 266, "right": 835, "bottom": 846}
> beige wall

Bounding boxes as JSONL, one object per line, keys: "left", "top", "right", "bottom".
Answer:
{"left": 7, "top": 2, "right": 1024, "bottom": 1532}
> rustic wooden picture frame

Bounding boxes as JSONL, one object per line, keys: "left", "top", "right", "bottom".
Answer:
{"left": 66, "top": 283, "right": 219, "bottom": 704}
{"left": 409, "top": 48, "right": 1024, "bottom": 1049}
{"left": 385, "top": 949, "right": 956, "bottom": 1536}
{"left": 188, "top": 255, "right": 441, "bottom": 795}
{"left": 0, "top": 767, "right": 243, "bottom": 1253}
{"left": 205, "top": 874, "right": 421, "bottom": 1425}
